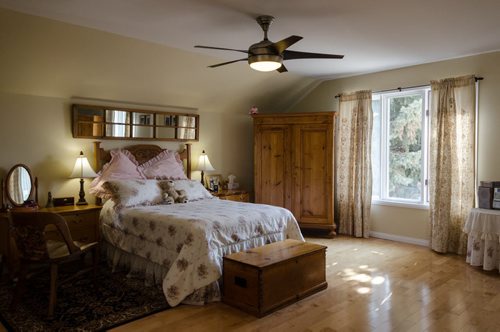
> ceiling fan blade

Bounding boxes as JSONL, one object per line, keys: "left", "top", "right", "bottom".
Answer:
{"left": 277, "top": 64, "right": 288, "bottom": 73}
{"left": 283, "top": 50, "right": 344, "bottom": 60}
{"left": 208, "top": 58, "right": 248, "bottom": 68}
{"left": 272, "top": 35, "right": 303, "bottom": 53}
{"left": 195, "top": 45, "right": 249, "bottom": 54}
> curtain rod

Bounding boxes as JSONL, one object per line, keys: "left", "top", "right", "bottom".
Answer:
{"left": 334, "top": 76, "right": 484, "bottom": 98}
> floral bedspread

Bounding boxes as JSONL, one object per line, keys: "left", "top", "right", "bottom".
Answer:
{"left": 100, "top": 199, "right": 304, "bottom": 306}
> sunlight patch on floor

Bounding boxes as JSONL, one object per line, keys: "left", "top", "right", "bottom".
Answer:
{"left": 371, "top": 276, "right": 385, "bottom": 285}
{"left": 357, "top": 287, "right": 371, "bottom": 294}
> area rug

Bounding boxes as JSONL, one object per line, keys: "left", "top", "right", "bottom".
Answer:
{"left": 0, "top": 265, "right": 169, "bottom": 331}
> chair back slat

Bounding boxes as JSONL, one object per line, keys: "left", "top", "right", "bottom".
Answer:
{"left": 12, "top": 223, "right": 49, "bottom": 261}
{"left": 10, "top": 211, "right": 80, "bottom": 261}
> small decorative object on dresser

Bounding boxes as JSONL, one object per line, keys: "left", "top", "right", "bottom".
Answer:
{"left": 45, "top": 191, "right": 54, "bottom": 208}
{"left": 213, "top": 189, "right": 249, "bottom": 202}
{"left": 205, "top": 174, "right": 222, "bottom": 192}
{"left": 227, "top": 174, "right": 239, "bottom": 190}
{"left": 248, "top": 105, "right": 258, "bottom": 115}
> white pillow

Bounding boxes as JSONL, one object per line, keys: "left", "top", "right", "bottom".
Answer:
{"left": 173, "top": 180, "right": 214, "bottom": 201}
{"left": 103, "top": 179, "right": 163, "bottom": 208}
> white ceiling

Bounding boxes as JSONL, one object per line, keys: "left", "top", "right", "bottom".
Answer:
{"left": 1, "top": 0, "right": 499, "bottom": 78}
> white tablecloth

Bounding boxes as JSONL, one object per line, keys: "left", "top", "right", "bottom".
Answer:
{"left": 463, "top": 208, "right": 500, "bottom": 272}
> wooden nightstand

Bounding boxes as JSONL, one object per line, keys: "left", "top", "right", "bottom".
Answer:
{"left": 213, "top": 189, "right": 250, "bottom": 202}
{"left": 40, "top": 204, "right": 102, "bottom": 243}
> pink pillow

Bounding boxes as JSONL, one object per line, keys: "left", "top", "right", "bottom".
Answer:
{"left": 89, "top": 149, "right": 145, "bottom": 198}
{"left": 139, "top": 149, "right": 188, "bottom": 180}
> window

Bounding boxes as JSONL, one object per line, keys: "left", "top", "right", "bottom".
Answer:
{"left": 371, "top": 87, "right": 430, "bottom": 208}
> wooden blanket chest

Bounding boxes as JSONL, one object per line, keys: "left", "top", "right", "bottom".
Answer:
{"left": 222, "top": 239, "right": 327, "bottom": 317}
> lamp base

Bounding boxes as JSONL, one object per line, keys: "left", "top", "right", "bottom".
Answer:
{"left": 77, "top": 178, "right": 88, "bottom": 206}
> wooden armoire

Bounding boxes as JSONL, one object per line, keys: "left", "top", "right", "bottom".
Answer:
{"left": 253, "top": 112, "right": 335, "bottom": 237}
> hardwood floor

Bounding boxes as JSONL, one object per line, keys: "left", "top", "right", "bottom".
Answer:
{"left": 111, "top": 236, "right": 500, "bottom": 332}
{"left": 2, "top": 236, "right": 499, "bottom": 331}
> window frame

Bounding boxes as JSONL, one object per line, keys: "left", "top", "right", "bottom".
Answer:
{"left": 371, "top": 87, "right": 431, "bottom": 209}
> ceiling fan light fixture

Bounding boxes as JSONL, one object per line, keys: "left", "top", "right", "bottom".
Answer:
{"left": 248, "top": 54, "right": 282, "bottom": 72}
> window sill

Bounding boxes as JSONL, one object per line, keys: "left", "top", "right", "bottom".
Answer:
{"left": 371, "top": 199, "right": 429, "bottom": 210}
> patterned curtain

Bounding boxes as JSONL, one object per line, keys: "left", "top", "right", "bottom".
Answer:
{"left": 336, "top": 90, "right": 373, "bottom": 237}
{"left": 429, "top": 75, "right": 476, "bottom": 254}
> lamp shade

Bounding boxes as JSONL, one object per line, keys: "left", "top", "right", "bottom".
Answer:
{"left": 197, "top": 150, "right": 215, "bottom": 171}
{"left": 70, "top": 151, "right": 98, "bottom": 178}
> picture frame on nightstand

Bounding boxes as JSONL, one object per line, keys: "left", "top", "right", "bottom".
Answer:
{"left": 204, "top": 174, "right": 222, "bottom": 192}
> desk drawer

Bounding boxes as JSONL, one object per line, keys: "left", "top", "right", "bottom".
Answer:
{"left": 63, "top": 211, "right": 99, "bottom": 243}
{"left": 45, "top": 210, "right": 99, "bottom": 243}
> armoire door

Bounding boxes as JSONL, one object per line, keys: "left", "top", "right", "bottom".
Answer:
{"left": 254, "top": 125, "right": 292, "bottom": 210}
{"left": 292, "top": 123, "right": 334, "bottom": 231}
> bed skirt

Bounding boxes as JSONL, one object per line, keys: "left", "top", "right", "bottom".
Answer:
{"left": 103, "top": 241, "right": 221, "bottom": 305}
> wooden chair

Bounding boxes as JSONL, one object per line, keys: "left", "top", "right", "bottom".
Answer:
{"left": 9, "top": 211, "right": 99, "bottom": 318}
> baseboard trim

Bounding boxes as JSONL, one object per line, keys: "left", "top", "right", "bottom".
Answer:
{"left": 370, "top": 231, "right": 429, "bottom": 247}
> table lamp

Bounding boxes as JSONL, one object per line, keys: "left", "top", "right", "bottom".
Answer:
{"left": 70, "top": 151, "right": 97, "bottom": 205}
{"left": 197, "top": 150, "right": 215, "bottom": 186}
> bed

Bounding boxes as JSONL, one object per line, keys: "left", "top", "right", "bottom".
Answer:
{"left": 92, "top": 142, "right": 304, "bottom": 306}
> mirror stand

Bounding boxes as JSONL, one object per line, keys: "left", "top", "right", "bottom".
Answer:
{"left": 0, "top": 178, "right": 7, "bottom": 212}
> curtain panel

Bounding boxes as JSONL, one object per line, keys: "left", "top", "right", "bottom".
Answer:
{"left": 429, "top": 75, "right": 476, "bottom": 254}
{"left": 336, "top": 90, "right": 373, "bottom": 238}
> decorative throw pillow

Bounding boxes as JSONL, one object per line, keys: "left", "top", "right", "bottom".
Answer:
{"left": 139, "top": 149, "right": 187, "bottom": 180}
{"left": 89, "top": 149, "right": 145, "bottom": 198}
{"left": 171, "top": 180, "right": 214, "bottom": 201}
{"left": 103, "top": 179, "right": 163, "bottom": 208}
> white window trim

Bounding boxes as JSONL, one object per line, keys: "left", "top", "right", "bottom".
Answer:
{"left": 372, "top": 87, "right": 431, "bottom": 208}
{"left": 372, "top": 199, "right": 429, "bottom": 210}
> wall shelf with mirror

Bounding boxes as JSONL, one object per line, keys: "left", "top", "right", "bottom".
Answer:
{"left": 72, "top": 104, "right": 199, "bottom": 141}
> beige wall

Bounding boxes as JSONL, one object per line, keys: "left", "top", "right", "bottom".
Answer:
{"left": 290, "top": 51, "right": 500, "bottom": 241}
{"left": 0, "top": 8, "right": 318, "bottom": 206}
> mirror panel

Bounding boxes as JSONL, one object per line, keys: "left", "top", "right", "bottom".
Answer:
{"left": 105, "top": 124, "right": 131, "bottom": 138}
{"left": 132, "top": 125, "right": 154, "bottom": 138}
{"left": 157, "top": 114, "right": 174, "bottom": 127}
{"left": 177, "top": 128, "right": 196, "bottom": 140}
{"left": 176, "top": 115, "right": 197, "bottom": 139}
{"left": 178, "top": 115, "right": 197, "bottom": 128}
{"left": 73, "top": 104, "right": 199, "bottom": 141}
{"left": 156, "top": 127, "right": 176, "bottom": 139}
{"left": 6, "top": 164, "right": 33, "bottom": 206}
{"left": 74, "top": 106, "right": 104, "bottom": 137}
{"left": 105, "top": 109, "right": 130, "bottom": 123}
{"left": 105, "top": 110, "right": 131, "bottom": 138}
{"left": 132, "top": 112, "right": 153, "bottom": 125}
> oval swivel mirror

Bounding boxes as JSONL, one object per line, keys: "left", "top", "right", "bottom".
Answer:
{"left": 5, "top": 164, "right": 34, "bottom": 207}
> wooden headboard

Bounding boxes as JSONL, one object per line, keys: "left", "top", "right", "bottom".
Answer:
{"left": 93, "top": 141, "right": 192, "bottom": 179}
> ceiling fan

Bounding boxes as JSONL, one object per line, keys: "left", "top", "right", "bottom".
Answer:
{"left": 195, "top": 15, "right": 344, "bottom": 73}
